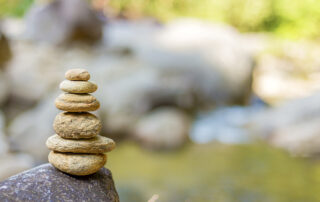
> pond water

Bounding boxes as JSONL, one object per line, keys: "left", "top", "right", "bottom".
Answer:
{"left": 107, "top": 142, "right": 320, "bottom": 202}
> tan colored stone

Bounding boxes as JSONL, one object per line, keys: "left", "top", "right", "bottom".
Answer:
{"left": 46, "top": 134, "right": 115, "bottom": 153}
{"left": 53, "top": 112, "right": 101, "bottom": 139}
{"left": 60, "top": 80, "right": 97, "bottom": 94}
{"left": 65, "top": 69, "right": 90, "bottom": 81}
{"left": 55, "top": 93, "right": 100, "bottom": 112}
{"left": 48, "top": 151, "right": 106, "bottom": 176}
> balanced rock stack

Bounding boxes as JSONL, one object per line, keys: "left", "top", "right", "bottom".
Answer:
{"left": 46, "top": 69, "right": 115, "bottom": 176}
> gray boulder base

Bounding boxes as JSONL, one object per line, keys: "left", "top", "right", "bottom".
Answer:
{"left": 0, "top": 163, "right": 119, "bottom": 202}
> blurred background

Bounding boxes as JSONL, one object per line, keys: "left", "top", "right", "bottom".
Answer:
{"left": 1, "top": 0, "right": 320, "bottom": 201}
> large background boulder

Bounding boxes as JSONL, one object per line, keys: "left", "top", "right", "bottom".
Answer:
{"left": 250, "top": 92, "right": 320, "bottom": 156}
{"left": 0, "top": 30, "right": 11, "bottom": 69}
{"left": 133, "top": 107, "right": 191, "bottom": 149}
{"left": 25, "top": 0, "right": 103, "bottom": 45}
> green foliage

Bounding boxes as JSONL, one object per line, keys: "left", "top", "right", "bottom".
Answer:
{"left": 108, "top": 142, "right": 320, "bottom": 202}
{"left": 1, "top": 0, "right": 320, "bottom": 39}
{"left": 109, "top": 0, "right": 320, "bottom": 39}
{"left": 0, "top": 0, "right": 34, "bottom": 17}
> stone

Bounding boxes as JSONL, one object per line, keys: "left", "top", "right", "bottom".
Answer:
{"left": 48, "top": 151, "right": 107, "bottom": 176}
{"left": 250, "top": 92, "right": 320, "bottom": 156}
{"left": 105, "top": 19, "right": 255, "bottom": 105}
{"left": 0, "top": 163, "right": 119, "bottom": 201}
{"left": 0, "top": 71, "right": 9, "bottom": 106}
{"left": 25, "top": 0, "right": 103, "bottom": 45}
{"left": 65, "top": 68, "right": 90, "bottom": 81}
{"left": 46, "top": 134, "right": 115, "bottom": 153}
{"left": 60, "top": 80, "right": 97, "bottom": 93}
{"left": 133, "top": 108, "right": 191, "bottom": 149}
{"left": 53, "top": 112, "right": 101, "bottom": 139}
{"left": 55, "top": 93, "right": 100, "bottom": 112}
{"left": 0, "top": 31, "right": 12, "bottom": 69}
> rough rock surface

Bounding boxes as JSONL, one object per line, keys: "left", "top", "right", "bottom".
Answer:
{"left": 46, "top": 134, "right": 115, "bottom": 153}
{"left": 60, "top": 80, "right": 97, "bottom": 94}
{"left": 54, "top": 112, "right": 101, "bottom": 139}
{"left": 0, "top": 163, "right": 119, "bottom": 202}
{"left": 65, "top": 68, "right": 90, "bottom": 81}
{"left": 55, "top": 93, "right": 100, "bottom": 112}
{"left": 48, "top": 151, "right": 107, "bottom": 176}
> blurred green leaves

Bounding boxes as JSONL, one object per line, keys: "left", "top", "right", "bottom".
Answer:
{"left": 109, "top": 0, "right": 320, "bottom": 39}
{"left": 0, "top": 0, "right": 34, "bottom": 17}
{"left": 1, "top": 0, "right": 320, "bottom": 39}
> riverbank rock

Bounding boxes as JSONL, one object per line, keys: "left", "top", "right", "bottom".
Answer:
{"left": 0, "top": 31, "right": 12, "bottom": 69}
{"left": 25, "top": 0, "right": 103, "bottom": 45}
{"left": 0, "top": 163, "right": 119, "bottom": 201}
{"left": 133, "top": 108, "right": 191, "bottom": 149}
{"left": 105, "top": 19, "right": 256, "bottom": 105}
{"left": 253, "top": 40, "right": 320, "bottom": 105}
{"left": 250, "top": 92, "right": 320, "bottom": 156}
{"left": 0, "top": 71, "right": 9, "bottom": 106}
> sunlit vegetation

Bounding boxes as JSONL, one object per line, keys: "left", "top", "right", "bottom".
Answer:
{"left": 1, "top": 0, "right": 320, "bottom": 39}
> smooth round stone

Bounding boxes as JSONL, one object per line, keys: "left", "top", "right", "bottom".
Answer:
{"left": 46, "top": 134, "right": 115, "bottom": 153}
{"left": 48, "top": 151, "right": 107, "bottom": 176}
{"left": 65, "top": 69, "right": 90, "bottom": 81}
{"left": 60, "top": 80, "right": 97, "bottom": 94}
{"left": 55, "top": 93, "right": 100, "bottom": 112}
{"left": 53, "top": 112, "right": 101, "bottom": 139}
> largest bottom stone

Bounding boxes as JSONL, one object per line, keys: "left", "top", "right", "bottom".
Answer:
{"left": 49, "top": 151, "right": 107, "bottom": 176}
{"left": 0, "top": 163, "right": 119, "bottom": 202}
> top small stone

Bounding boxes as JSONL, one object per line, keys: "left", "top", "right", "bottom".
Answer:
{"left": 65, "top": 69, "right": 90, "bottom": 81}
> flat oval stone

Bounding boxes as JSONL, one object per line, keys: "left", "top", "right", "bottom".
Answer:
{"left": 60, "top": 80, "right": 97, "bottom": 94}
{"left": 55, "top": 93, "right": 100, "bottom": 112}
{"left": 48, "top": 151, "right": 107, "bottom": 176}
{"left": 46, "top": 134, "right": 115, "bottom": 153}
{"left": 53, "top": 112, "right": 101, "bottom": 139}
{"left": 65, "top": 69, "right": 90, "bottom": 81}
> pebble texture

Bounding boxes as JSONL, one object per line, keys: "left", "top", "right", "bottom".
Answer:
{"left": 49, "top": 152, "right": 107, "bottom": 176}
{"left": 60, "top": 80, "right": 97, "bottom": 93}
{"left": 0, "top": 163, "right": 119, "bottom": 202}
{"left": 65, "top": 68, "right": 90, "bottom": 81}
{"left": 55, "top": 93, "right": 100, "bottom": 112}
{"left": 46, "top": 134, "right": 115, "bottom": 153}
{"left": 53, "top": 112, "right": 101, "bottom": 139}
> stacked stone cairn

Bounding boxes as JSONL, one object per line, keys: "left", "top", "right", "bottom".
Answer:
{"left": 46, "top": 69, "right": 115, "bottom": 176}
